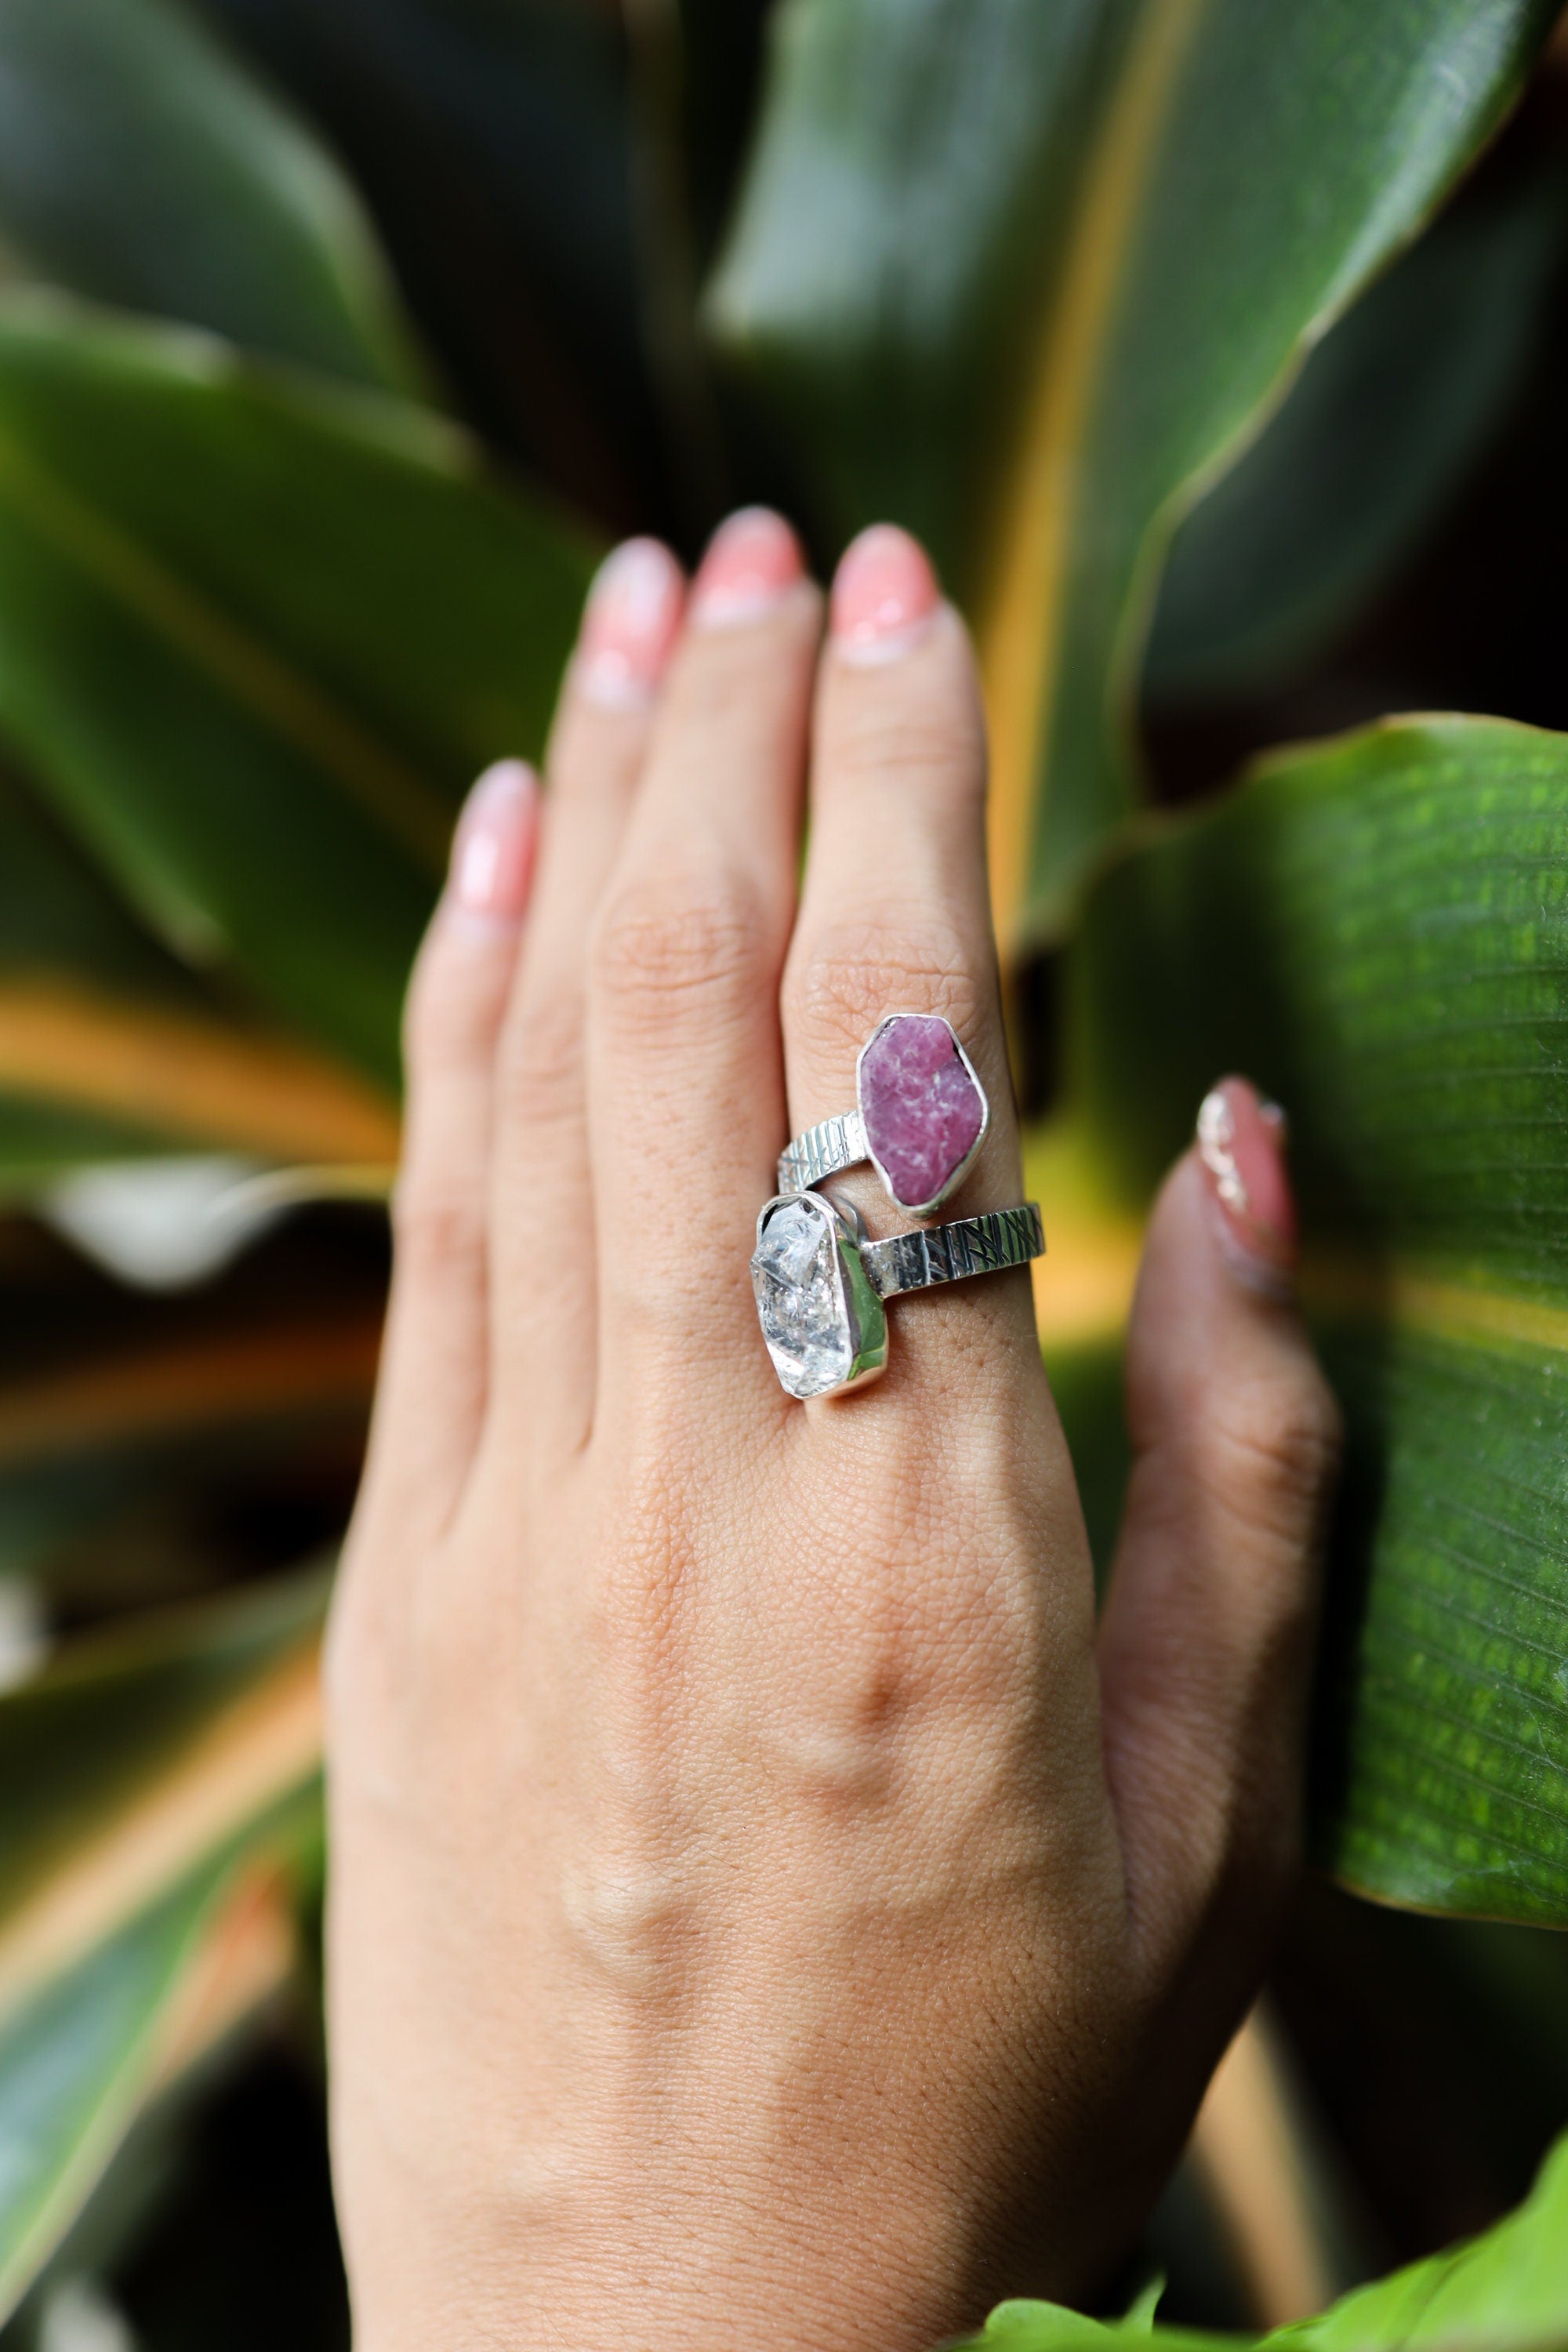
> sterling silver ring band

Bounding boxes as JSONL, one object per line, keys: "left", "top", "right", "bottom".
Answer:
{"left": 862, "top": 1202, "right": 1044, "bottom": 1298}
{"left": 778, "top": 1108, "right": 869, "bottom": 1196}
{"left": 751, "top": 1190, "right": 1044, "bottom": 1401}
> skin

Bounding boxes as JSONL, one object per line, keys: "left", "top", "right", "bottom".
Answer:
{"left": 325, "top": 518, "right": 1341, "bottom": 2351}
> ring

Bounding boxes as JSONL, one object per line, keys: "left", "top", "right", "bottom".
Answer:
{"left": 751, "top": 1189, "right": 1044, "bottom": 1400}
{"left": 777, "top": 1011, "right": 989, "bottom": 1218}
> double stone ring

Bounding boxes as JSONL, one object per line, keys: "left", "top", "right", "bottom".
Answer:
{"left": 752, "top": 1011, "right": 1046, "bottom": 1400}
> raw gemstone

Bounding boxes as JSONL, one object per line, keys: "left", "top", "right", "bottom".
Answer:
{"left": 751, "top": 1196, "right": 852, "bottom": 1399}
{"left": 858, "top": 1013, "right": 985, "bottom": 1211}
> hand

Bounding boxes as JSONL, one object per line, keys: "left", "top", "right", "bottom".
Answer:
{"left": 325, "top": 510, "right": 1341, "bottom": 2350}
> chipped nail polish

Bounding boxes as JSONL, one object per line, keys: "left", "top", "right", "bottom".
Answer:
{"left": 1196, "top": 1076, "right": 1297, "bottom": 1297}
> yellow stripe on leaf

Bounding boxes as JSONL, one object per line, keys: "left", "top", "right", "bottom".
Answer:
{"left": 981, "top": 0, "right": 1207, "bottom": 948}
{"left": 0, "top": 979, "right": 401, "bottom": 1163}
{"left": 0, "top": 427, "right": 453, "bottom": 871}
{"left": 0, "top": 1639, "right": 321, "bottom": 2024}
{"left": 0, "top": 1316, "right": 381, "bottom": 1468}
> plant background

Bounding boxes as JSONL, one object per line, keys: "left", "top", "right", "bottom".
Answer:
{"left": 0, "top": 3, "right": 1566, "bottom": 2347}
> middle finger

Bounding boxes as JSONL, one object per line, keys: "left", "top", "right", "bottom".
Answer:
{"left": 782, "top": 526, "right": 1036, "bottom": 1396}
{"left": 586, "top": 508, "right": 822, "bottom": 1428}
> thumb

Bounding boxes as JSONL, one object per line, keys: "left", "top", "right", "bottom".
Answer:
{"left": 1098, "top": 1078, "right": 1341, "bottom": 1983}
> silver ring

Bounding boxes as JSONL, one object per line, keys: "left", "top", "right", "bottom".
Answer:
{"left": 751, "top": 1189, "right": 1044, "bottom": 1400}
{"left": 777, "top": 1011, "right": 989, "bottom": 1218}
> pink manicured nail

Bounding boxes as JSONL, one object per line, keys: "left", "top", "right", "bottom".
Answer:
{"left": 450, "top": 759, "right": 539, "bottom": 922}
{"left": 830, "top": 524, "right": 940, "bottom": 662}
{"left": 689, "top": 506, "right": 804, "bottom": 627}
{"left": 575, "top": 537, "right": 684, "bottom": 708}
{"left": 1196, "top": 1076, "right": 1297, "bottom": 1297}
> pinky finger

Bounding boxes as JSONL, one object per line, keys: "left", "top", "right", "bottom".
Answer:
{"left": 359, "top": 760, "right": 539, "bottom": 1559}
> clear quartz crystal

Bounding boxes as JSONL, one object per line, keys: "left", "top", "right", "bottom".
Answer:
{"left": 751, "top": 1196, "right": 853, "bottom": 1398}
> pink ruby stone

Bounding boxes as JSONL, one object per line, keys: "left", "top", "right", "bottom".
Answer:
{"left": 858, "top": 1014, "right": 985, "bottom": 1210}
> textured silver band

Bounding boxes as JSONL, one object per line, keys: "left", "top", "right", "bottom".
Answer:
{"left": 863, "top": 1203, "right": 1044, "bottom": 1298}
{"left": 777, "top": 1110, "right": 866, "bottom": 1195}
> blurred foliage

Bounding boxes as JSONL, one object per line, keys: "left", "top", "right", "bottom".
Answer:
{"left": 0, "top": 0, "right": 1563, "bottom": 2339}
{"left": 707, "top": 0, "right": 1560, "bottom": 932}
{"left": 0, "top": 0, "right": 416, "bottom": 390}
{"left": 964, "top": 2129, "right": 1568, "bottom": 2350}
{"left": 1056, "top": 718, "right": 1568, "bottom": 1920}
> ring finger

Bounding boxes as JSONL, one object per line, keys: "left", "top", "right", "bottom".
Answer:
{"left": 781, "top": 525, "right": 1036, "bottom": 1398}
{"left": 585, "top": 510, "right": 822, "bottom": 1428}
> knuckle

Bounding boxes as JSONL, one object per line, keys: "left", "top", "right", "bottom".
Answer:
{"left": 390, "top": 1175, "right": 488, "bottom": 1288}
{"left": 401, "top": 918, "right": 512, "bottom": 1076}
{"left": 1196, "top": 1364, "right": 1341, "bottom": 1538}
{"left": 833, "top": 678, "right": 983, "bottom": 795}
{"left": 499, "top": 978, "right": 583, "bottom": 1133}
{"left": 784, "top": 913, "right": 981, "bottom": 1062}
{"left": 591, "top": 861, "right": 768, "bottom": 1025}
{"left": 673, "top": 625, "right": 789, "bottom": 724}
{"left": 559, "top": 1839, "right": 699, "bottom": 2004}
{"left": 402, "top": 954, "right": 489, "bottom": 1079}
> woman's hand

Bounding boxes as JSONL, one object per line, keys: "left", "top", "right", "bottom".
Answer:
{"left": 325, "top": 511, "right": 1340, "bottom": 2351}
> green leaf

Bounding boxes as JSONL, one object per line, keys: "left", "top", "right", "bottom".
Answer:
{"left": 708, "top": 0, "right": 1559, "bottom": 940}
{"left": 0, "top": 761, "right": 399, "bottom": 1178}
{"left": 0, "top": 1568, "right": 325, "bottom": 1958}
{"left": 1060, "top": 714, "right": 1568, "bottom": 1922}
{"left": 194, "top": 0, "right": 679, "bottom": 532}
{"left": 0, "top": 0, "right": 419, "bottom": 392}
{"left": 0, "top": 1573, "right": 326, "bottom": 2319}
{"left": 0, "top": 299, "right": 594, "bottom": 1086}
{"left": 670, "top": 0, "right": 774, "bottom": 268}
{"left": 0, "top": 764, "right": 203, "bottom": 1013}
{"left": 0, "top": 1282, "right": 379, "bottom": 1616}
{"left": 1120, "top": 2278, "right": 1166, "bottom": 2330}
{"left": 0, "top": 1842, "right": 302, "bottom": 2328}
{"left": 710, "top": 0, "right": 1084, "bottom": 578}
{"left": 0, "top": 759, "right": 216, "bottom": 1174}
{"left": 966, "top": 2128, "right": 1568, "bottom": 2350}
{"left": 0, "top": 1864, "right": 227, "bottom": 2323}
{"left": 1298, "top": 2132, "right": 1568, "bottom": 2351}
{"left": 623, "top": 0, "right": 748, "bottom": 532}
{"left": 1145, "top": 140, "right": 1568, "bottom": 706}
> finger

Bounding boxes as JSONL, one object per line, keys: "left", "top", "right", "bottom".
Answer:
{"left": 363, "top": 760, "right": 539, "bottom": 1553}
{"left": 1098, "top": 1079, "right": 1341, "bottom": 1983}
{"left": 489, "top": 538, "right": 684, "bottom": 1456}
{"left": 586, "top": 509, "right": 820, "bottom": 1404}
{"left": 782, "top": 526, "right": 1037, "bottom": 1388}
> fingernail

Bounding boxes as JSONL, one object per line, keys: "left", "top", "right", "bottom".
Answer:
{"left": 830, "top": 523, "right": 940, "bottom": 664}
{"left": 450, "top": 759, "right": 539, "bottom": 922}
{"left": 575, "top": 537, "right": 684, "bottom": 708}
{"left": 689, "top": 506, "right": 804, "bottom": 628}
{"left": 1196, "top": 1076, "right": 1297, "bottom": 1297}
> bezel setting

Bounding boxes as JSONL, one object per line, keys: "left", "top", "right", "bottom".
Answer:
{"left": 855, "top": 1011, "right": 989, "bottom": 1218}
{"left": 750, "top": 1190, "right": 888, "bottom": 1401}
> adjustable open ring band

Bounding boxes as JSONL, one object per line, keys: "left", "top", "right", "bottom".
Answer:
{"left": 777, "top": 1011, "right": 989, "bottom": 1218}
{"left": 751, "top": 1190, "right": 1044, "bottom": 1401}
